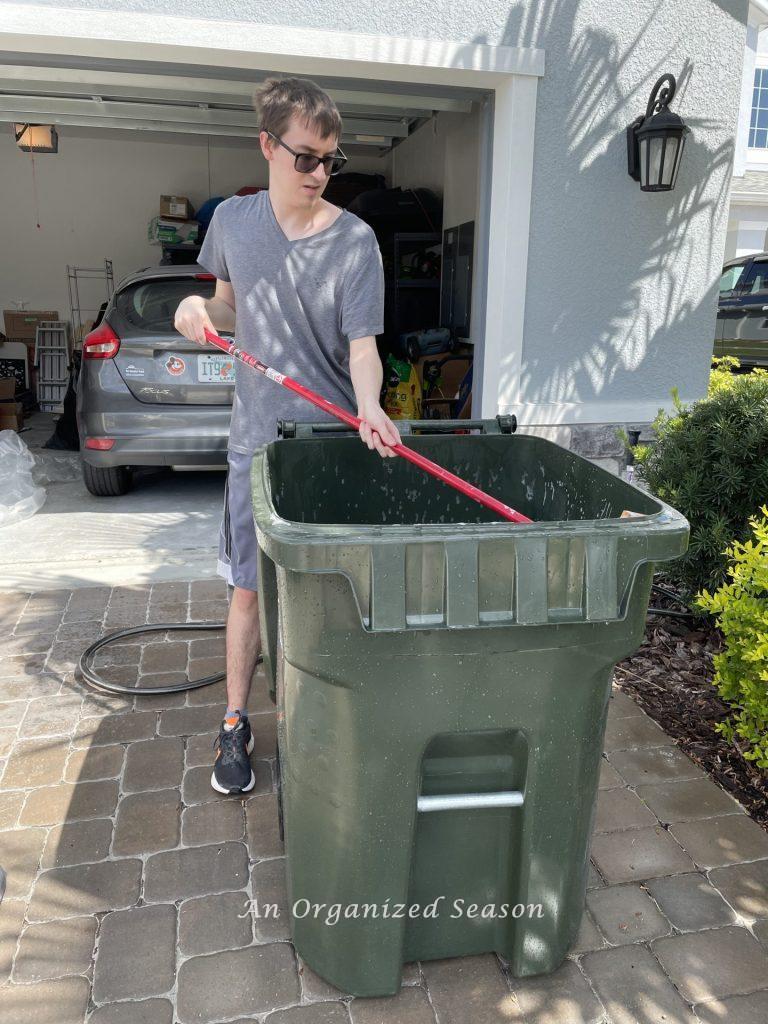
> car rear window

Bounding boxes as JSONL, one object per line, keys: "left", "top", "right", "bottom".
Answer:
{"left": 114, "top": 277, "right": 216, "bottom": 331}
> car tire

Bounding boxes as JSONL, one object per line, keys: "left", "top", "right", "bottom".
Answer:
{"left": 82, "top": 461, "right": 133, "bottom": 497}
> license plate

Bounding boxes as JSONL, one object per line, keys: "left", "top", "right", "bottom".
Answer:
{"left": 197, "top": 354, "right": 236, "bottom": 383}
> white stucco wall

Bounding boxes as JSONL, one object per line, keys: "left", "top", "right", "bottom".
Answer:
{"left": 4, "top": 0, "right": 749, "bottom": 420}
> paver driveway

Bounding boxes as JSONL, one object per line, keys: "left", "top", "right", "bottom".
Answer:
{"left": 1, "top": 581, "right": 768, "bottom": 1023}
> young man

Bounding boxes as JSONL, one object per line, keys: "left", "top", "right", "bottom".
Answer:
{"left": 174, "top": 77, "right": 401, "bottom": 795}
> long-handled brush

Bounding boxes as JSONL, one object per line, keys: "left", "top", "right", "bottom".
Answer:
{"left": 204, "top": 327, "right": 532, "bottom": 524}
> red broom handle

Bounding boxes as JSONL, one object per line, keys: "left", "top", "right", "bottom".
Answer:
{"left": 203, "top": 328, "right": 532, "bottom": 524}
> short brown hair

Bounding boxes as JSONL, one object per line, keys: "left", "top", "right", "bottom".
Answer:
{"left": 253, "top": 76, "right": 343, "bottom": 144}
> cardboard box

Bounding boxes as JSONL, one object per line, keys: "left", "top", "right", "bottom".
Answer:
{"left": 0, "top": 404, "right": 23, "bottom": 432}
{"left": 415, "top": 356, "right": 472, "bottom": 418}
{"left": 148, "top": 217, "right": 199, "bottom": 246}
{"left": 0, "top": 377, "right": 15, "bottom": 401}
{"left": 3, "top": 310, "right": 59, "bottom": 339}
{"left": 160, "top": 195, "right": 194, "bottom": 220}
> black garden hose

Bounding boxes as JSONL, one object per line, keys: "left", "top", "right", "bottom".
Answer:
{"left": 646, "top": 581, "right": 699, "bottom": 622}
{"left": 78, "top": 620, "right": 262, "bottom": 696}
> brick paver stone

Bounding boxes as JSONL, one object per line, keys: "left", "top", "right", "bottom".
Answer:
{"left": 694, "top": 991, "right": 768, "bottom": 1024}
{"left": 178, "top": 890, "right": 253, "bottom": 957}
{"left": 123, "top": 736, "right": 184, "bottom": 792}
{"left": 643, "top": 872, "right": 738, "bottom": 931}
{"left": 13, "top": 915, "right": 97, "bottom": 982}
{"left": 421, "top": 954, "right": 519, "bottom": 1023}
{"left": 41, "top": 817, "right": 113, "bottom": 868}
{"left": 708, "top": 859, "right": 768, "bottom": 922}
{"left": 1, "top": 740, "right": 69, "bottom": 788}
{"left": 26, "top": 858, "right": 142, "bottom": 922}
{"left": 636, "top": 778, "right": 746, "bottom": 823}
{"left": 64, "top": 743, "right": 124, "bottom": 782}
{"left": 348, "top": 986, "right": 437, "bottom": 1024}
{"left": 0, "top": 975, "right": 91, "bottom": 1023}
{"left": 87, "top": 997, "right": 175, "bottom": 1024}
{"left": 245, "top": 793, "right": 284, "bottom": 859}
{"left": 651, "top": 926, "right": 768, "bottom": 1002}
{"left": 509, "top": 959, "right": 603, "bottom": 1024}
{"left": 112, "top": 788, "right": 181, "bottom": 855}
{"left": 591, "top": 825, "right": 695, "bottom": 883}
{"left": 251, "top": 858, "right": 291, "bottom": 941}
{"left": 143, "top": 841, "right": 249, "bottom": 903}
{"left": 267, "top": 1003, "right": 353, "bottom": 1024}
{"left": 603, "top": 713, "right": 674, "bottom": 750}
{"left": 593, "top": 787, "right": 657, "bottom": 832}
{"left": 93, "top": 904, "right": 177, "bottom": 1002}
{"left": 1, "top": 827, "right": 47, "bottom": 899}
{"left": 669, "top": 815, "right": 768, "bottom": 869}
{"left": 586, "top": 882, "right": 671, "bottom": 944}
{"left": 176, "top": 943, "right": 300, "bottom": 1024}
{"left": 20, "top": 779, "right": 119, "bottom": 826}
{"left": 608, "top": 746, "right": 705, "bottom": 786}
{"left": 581, "top": 944, "right": 696, "bottom": 1024}
{"left": 73, "top": 711, "right": 157, "bottom": 746}
{"left": 0, "top": 900, "right": 26, "bottom": 984}
{"left": 568, "top": 910, "right": 605, "bottom": 954}
{"left": 181, "top": 797, "right": 244, "bottom": 846}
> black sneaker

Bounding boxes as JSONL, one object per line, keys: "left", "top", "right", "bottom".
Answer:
{"left": 211, "top": 712, "right": 256, "bottom": 794}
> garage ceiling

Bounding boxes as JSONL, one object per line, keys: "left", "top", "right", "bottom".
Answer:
{"left": 0, "top": 53, "right": 484, "bottom": 155}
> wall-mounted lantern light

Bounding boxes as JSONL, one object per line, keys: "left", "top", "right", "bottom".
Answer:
{"left": 627, "top": 74, "right": 688, "bottom": 192}
{"left": 14, "top": 123, "right": 58, "bottom": 154}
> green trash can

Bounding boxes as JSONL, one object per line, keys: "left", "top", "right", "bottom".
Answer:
{"left": 252, "top": 417, "right": 688, "bottom": 997}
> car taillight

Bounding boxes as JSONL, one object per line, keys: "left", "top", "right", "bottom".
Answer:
{"left": 194, "top": 273, "right": 215, "bottom": 280}
{"left": 85, "top": 438, "right": 115, "bottom": 450}
{"left": 83, "top": 323, "right": 120, "bottom": 359}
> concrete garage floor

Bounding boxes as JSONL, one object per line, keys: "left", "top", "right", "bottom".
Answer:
{"left": 1, "top": 413, "right": 225, "bottom": 592}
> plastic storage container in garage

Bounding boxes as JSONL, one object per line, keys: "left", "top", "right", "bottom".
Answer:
{"left": 251, "top": 418, "right": 689, "bottom": 997}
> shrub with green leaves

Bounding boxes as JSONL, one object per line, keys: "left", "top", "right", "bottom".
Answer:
{"left": 632, "top": 359, "right": 768, "bottom": 597}
{"left": 696, "top": 507, "right": 768, "bottom": 770}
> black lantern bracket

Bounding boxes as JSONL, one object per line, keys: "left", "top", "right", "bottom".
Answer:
{"left": 627, "top": 73, "right": 689, "bottom": 192}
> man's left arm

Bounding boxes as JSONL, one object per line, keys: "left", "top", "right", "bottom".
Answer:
{"left": 349, "top": 336, "right": 401, "bottom": 458}
{"left": 341, "top": 233, "right": 401, "bottom": 458}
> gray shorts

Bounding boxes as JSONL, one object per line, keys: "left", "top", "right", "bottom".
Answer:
{"left": 217, "top": 450, "right": 260, "bottom": 591}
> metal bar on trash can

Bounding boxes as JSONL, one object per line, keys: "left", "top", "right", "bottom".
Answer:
{"left": 417, "top": 791, "right": 525, "bottom": 812}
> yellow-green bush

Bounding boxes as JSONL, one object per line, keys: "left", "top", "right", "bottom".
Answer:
{"left": 696, "top": 506, "right": 768, "bottom": 770}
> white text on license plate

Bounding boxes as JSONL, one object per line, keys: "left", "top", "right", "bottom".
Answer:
{"left": 198, "top": 354, "right": 236, "bottom": 383}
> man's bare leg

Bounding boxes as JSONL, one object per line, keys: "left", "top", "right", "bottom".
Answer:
{"left": 225, "top": 586, "right": 262, "bottom": 712}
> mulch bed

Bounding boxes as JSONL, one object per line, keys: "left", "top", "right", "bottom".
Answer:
{"left": 614, "top": 600, "right": 768, "bottom": 832}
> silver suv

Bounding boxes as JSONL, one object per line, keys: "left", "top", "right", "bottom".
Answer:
{"left": 76, "top": 265, "right": 233, "bottom": 496}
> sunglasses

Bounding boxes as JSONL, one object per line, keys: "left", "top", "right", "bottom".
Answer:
{"left": 261, "top": 129, "right": 348, "bottom": 176}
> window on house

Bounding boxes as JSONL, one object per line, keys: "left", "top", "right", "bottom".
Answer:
{"left": 749, "top": 67, "right": 768, "bottom": 148}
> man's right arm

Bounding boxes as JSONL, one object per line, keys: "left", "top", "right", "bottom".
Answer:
{"left": 174, "top": 279, "right": 235, "bottom": 346}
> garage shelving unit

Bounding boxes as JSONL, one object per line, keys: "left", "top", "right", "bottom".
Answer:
{"left": 67, "top": 259, "right": 115, "bottom": 346}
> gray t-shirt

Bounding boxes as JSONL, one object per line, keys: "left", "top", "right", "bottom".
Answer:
{"left": 197, "top": 190, "right": 385, "bottom": 454}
